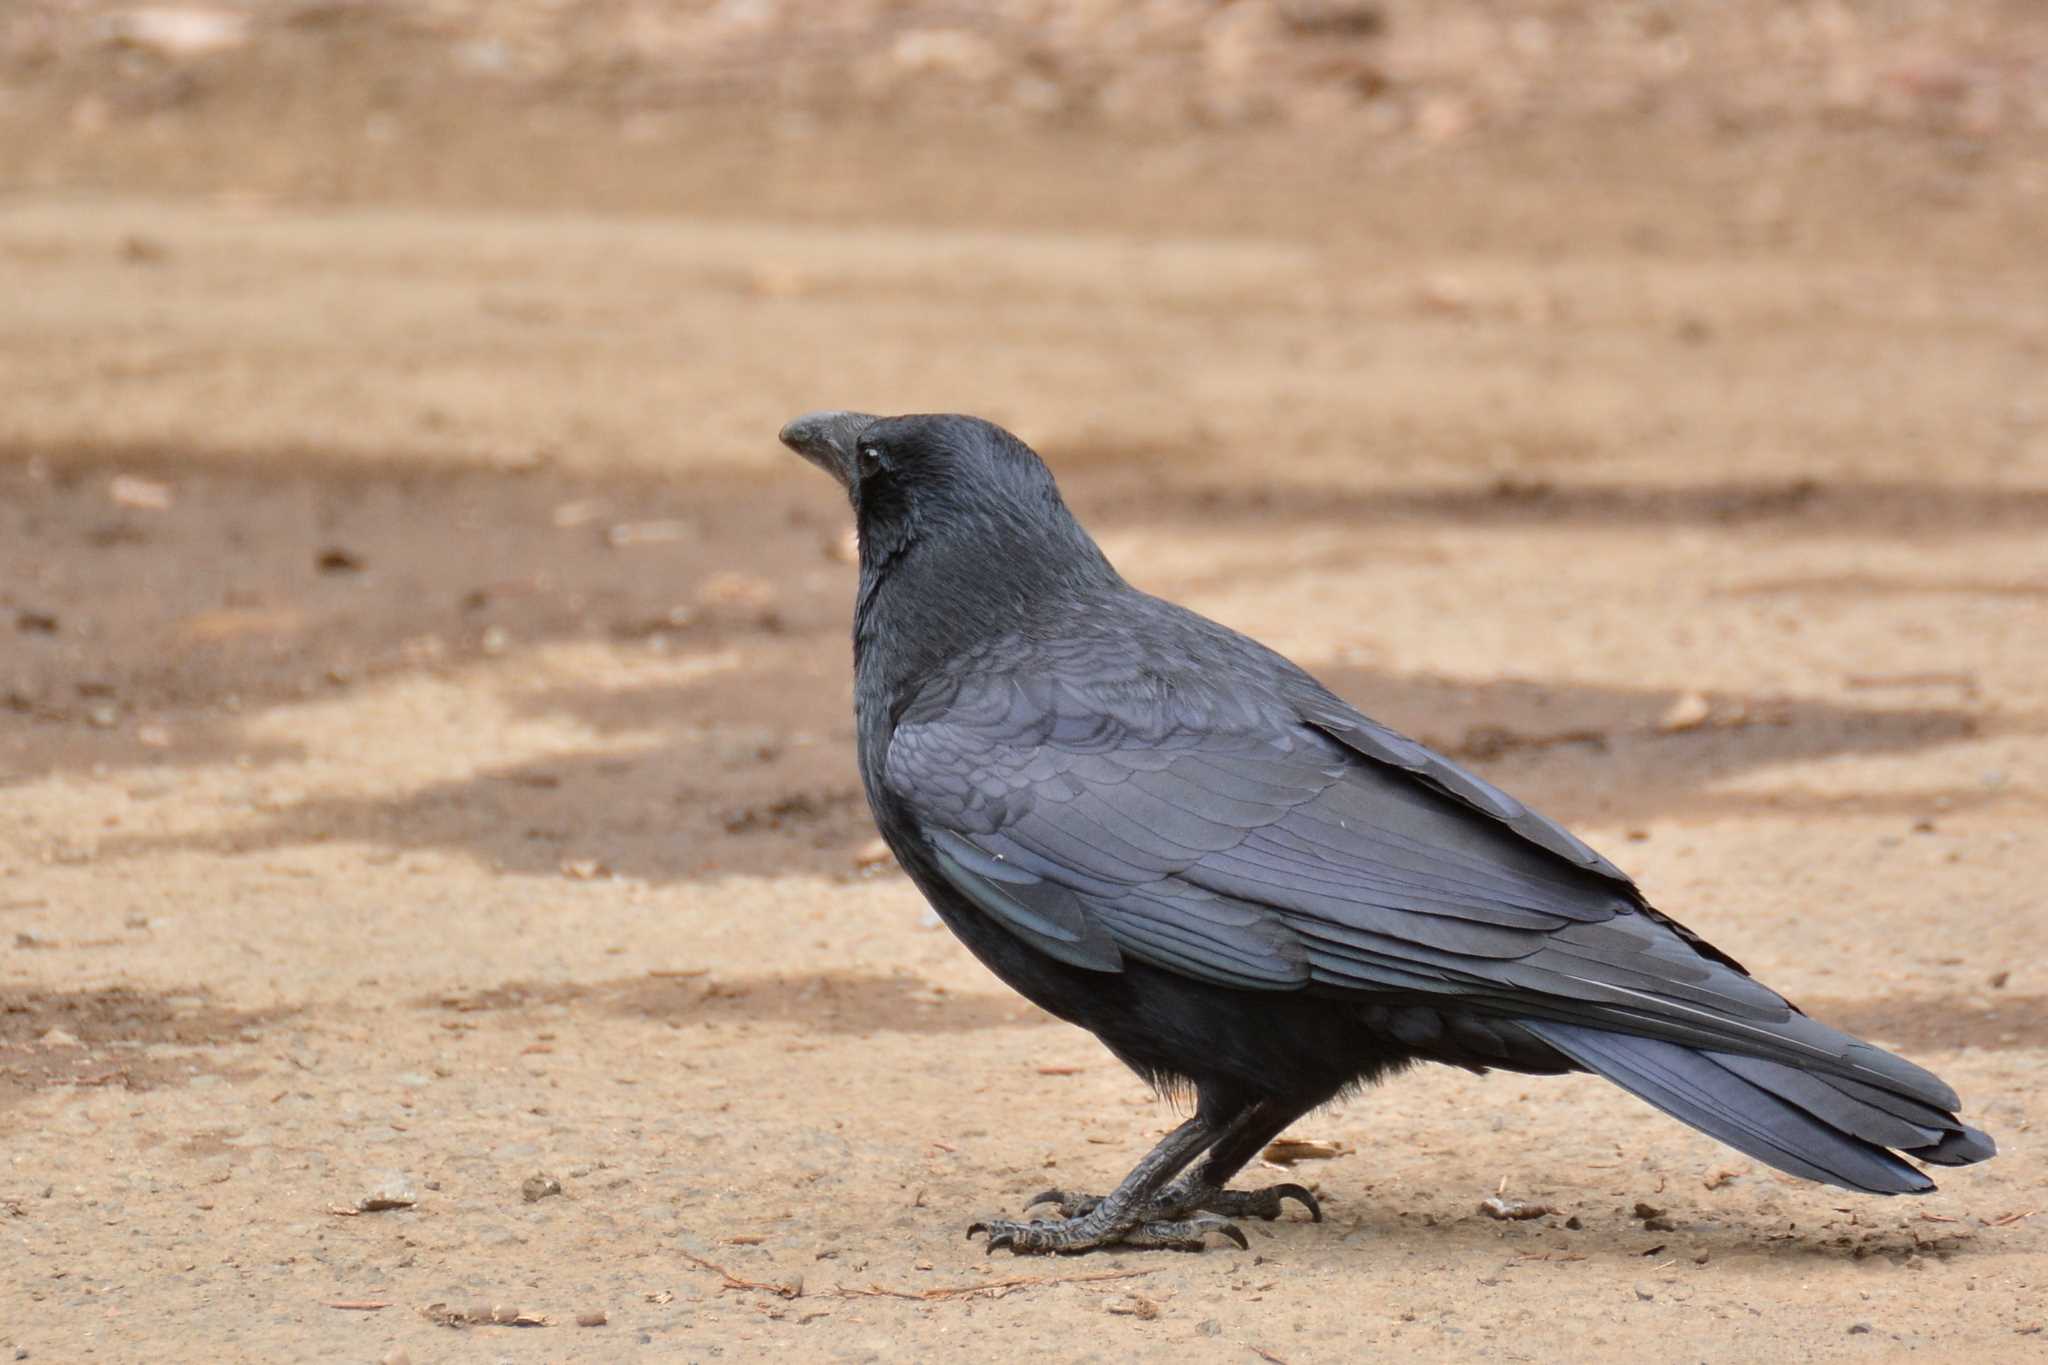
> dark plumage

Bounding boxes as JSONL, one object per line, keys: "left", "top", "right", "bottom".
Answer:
{"left": 781, "top": 410, "right": 1995, "bottom": 1254}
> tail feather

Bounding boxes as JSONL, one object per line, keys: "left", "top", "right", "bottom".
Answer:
{"left": 1913, "top": 1124, "right": 1998, "bottom": 1167}
{"left": 1525, "top": 1020, "right": 1993, "bottom": 1195}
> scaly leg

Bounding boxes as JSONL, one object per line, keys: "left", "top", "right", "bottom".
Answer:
{"left": 970, "top": 1110, "right": 1248, "bottom": 1254}
{"left": 1026, "top": 1098, "right": 1323, "bottom": 1226}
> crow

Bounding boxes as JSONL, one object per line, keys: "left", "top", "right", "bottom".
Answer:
{"left": 780, "top": 410, "right": 1995, "bottom": 1255}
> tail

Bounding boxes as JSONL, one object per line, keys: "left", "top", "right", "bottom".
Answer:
{"left": 1524, "top": 1018, "right": 1996, "bottom": 1194}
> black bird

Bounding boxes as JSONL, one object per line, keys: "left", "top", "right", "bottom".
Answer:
{"left": 781, "top": 410, "right": 1995, "bottom": 1254}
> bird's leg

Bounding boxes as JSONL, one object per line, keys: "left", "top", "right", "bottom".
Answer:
{"left": 1028, "top": 1099, "right": 1323, "bottom": 1226}
{"left": 1151, "top": 1098, "right": 1324, "bottom": 1223}
{"left": 970, "top": 1110, "right": 1246, "bottom": 1254}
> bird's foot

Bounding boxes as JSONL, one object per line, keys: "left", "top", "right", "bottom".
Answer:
{"left": 969, "top": 1211, "right": 1248, "bottom": 1255}
{"left": 1025, "top": 1180, "right": 1322, "bottom": 1225}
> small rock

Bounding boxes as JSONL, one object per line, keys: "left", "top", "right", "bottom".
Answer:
{"left": 891, "top": 28, "right": 1003, "bottom": 80}
{"left": 107, "top": 474, "right": 174, "bottom": 510}
{"left": 606, "top": 519, "right": 690, "bottom": 548}
{"left": 106, "top": 8, "right": 249, "bottom": 58}
{"left": 1196, "top": 1318, "right": 1222, "bottom": 1336}
{"left": 1848, "top": 1322, "right": 1873, "bottom": 1335}
{"left": 380, "top": 1351, "right": 410, "bottom": 1365}
{"left": 38, "top": 1027, "right": 82, "bottom": 1048}
{"left": 1634, "top": 1282, "right": 1655, "bottom": 1301}
{"left": 1656, "top": 692, "right": 1712, "bottom": 732}
{"left": 357, "top": 1172, "right": 417, "bottom": 1212}
{"left": 576, "top": 1310, "right": 608, "bottom": 1328}
{"left": 522, "top": 1173, "right": 563, "bottom": 1203}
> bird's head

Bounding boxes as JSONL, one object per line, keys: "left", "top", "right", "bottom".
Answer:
{"left": 779, "top": 411, "right": 1110, "bottom": 585}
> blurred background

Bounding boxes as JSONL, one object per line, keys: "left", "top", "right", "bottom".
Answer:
{"left": 3, "top": 5, "right": 2045, "bottom": 1361}
{"left": 5, "top": 1, "right": 2046, "bottom": 470}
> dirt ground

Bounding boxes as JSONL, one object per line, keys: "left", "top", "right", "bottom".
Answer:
{"left": 3, "top": 5, "right": 2047, "bottom": 1362}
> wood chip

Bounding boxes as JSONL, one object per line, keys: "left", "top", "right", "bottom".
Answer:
{"left": 829, "top": 1267, "right": 1155, "bottom": 1303}
{"left": 1262, "top": 1136, "right": 1350, "bottom": 1165}
{"left": 423, "top": 1302, "right": 551, "bottom": 1328}
{"left": 676, "top": 1250, "right": 803, "bottom": 1299}
{"left": 326, "top": 1300, "right": 392, "bottom": 1311}
{"left": 1480, "top": 1196, "right": 1559, "bottom": 1221}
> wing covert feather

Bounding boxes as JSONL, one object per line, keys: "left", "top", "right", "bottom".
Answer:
{"left": 885, "top": 664, "right": 1800, "bottom": 1053}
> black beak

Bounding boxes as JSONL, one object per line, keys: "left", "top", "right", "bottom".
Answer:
{"left": 779, "top": 410, "right": 879, "bottom": 490}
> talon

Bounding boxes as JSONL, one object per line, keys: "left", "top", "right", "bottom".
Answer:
{"left": 1276, "top": 1183, "right": 1323, "bottom": 1222}
{"left": 1023, "top": 1188, "right": 1069, "bottom": 1213}
{"left": 967, "top": 1221, "right": 990, "bottom": 1241}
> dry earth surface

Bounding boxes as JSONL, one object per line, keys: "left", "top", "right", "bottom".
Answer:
{"left": 2, "top": 3, "right": 2046, "bottom": 1362}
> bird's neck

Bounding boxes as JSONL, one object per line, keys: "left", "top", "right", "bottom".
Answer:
{"left": 851, "top": 509, "right": 1119, "bottom": 716}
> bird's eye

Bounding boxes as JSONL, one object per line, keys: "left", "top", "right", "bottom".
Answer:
{"left": 856, "top": 444, "right": 886, "bottom": 479}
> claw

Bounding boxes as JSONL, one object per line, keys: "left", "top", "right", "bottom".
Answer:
{"left": 1265, "top": 1183, "right": 1323, "bottom": 1223}
{"left": 1290, "top": 1185, "right": 1323, "bottom": 1223}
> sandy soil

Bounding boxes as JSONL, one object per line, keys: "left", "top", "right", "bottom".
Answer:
{"left": 3, "top": 6, "right": 2047, "bottom": 1362}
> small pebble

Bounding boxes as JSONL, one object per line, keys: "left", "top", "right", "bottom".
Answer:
{"left": 576, "top": 1310, "right": 608, "bottom": 1328}
{"left": 357, "top": 1172, "right": 417, "bottom": 1212}
{"left": 1634, "top": 1282, "right": 1655, "bottom": 1301}
{"left": 522, "top": 1173, "right": 563, "bottom": 1203}
{"left": 1848, "top": 1322, "right": 1873, "bottom": 1335}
